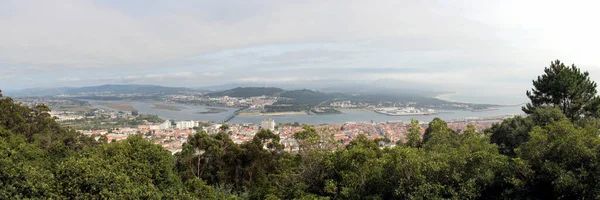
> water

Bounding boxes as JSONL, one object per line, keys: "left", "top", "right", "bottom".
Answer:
{"left": 88, "top": 100, "right": 238, "bottom": 121}
{"left": 230, "top": 106, "right": 524, "bottom": 124}
{"left": 87, "top": 100, "right": 524, "bottom": 124}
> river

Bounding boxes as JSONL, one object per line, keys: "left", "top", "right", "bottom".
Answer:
{"left": 88, "top": 100, "right": 238, "bottom": 122}
{"left": 87, "top": 100, "right": 524, "bottom": 125}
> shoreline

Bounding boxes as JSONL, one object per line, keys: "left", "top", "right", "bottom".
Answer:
{"left": 237, "top": 111, "right": 308, "bottom": 117}
{"left": 434, "top": 92, "right": 469, "bottom": 104}
{"left": 197, "top": 108, "right": 228, "bottom": 114}
{"left": 434, "top": 93, "right": 526, "bottom": 107}
{"left": 152, "top": 104, "right": 183, "bottom": 111}
{"left": 97, "top": 102, "right": 135, "bottom": 111}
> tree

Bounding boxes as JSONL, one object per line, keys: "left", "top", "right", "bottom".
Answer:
{"left": 404, "top": 119, "right": 423, "bottom": 148}
{"left": 423, "top": 118, "right": 458, "bottom": 149}
{"left": 55, "top": 135, "right": 183, "bottom": 198}
{"left": 490, "top": 107, "right": 569, "bottom": 157}
{"left": 0, "top": 128, "right": 58, "bottom": 198}
{"left": 489, "top": 116, "right": 532, "bottom": 157}
{"left": 294, "top": 125, "right": 322, "bottom": 153}
{"left": 514, "top": 119, "right": 600, "bottom": 199}
{"left": 523, "top": 60, "right": 599, "bottom": 120}
{"left": 220, "top": 124, "right": 230, "bottom": 132}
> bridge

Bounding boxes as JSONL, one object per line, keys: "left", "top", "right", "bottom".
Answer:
{"left": 220, "top": 113, "right": 236, "bottom": 123}
{"left": 219, "top": 107, "right": 248, "bottom": 124}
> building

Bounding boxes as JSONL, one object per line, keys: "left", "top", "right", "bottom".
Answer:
{"left": 176, "top": 121, "right": 195, "bottom": 129}
{"left": 160, "top": 120, "right": 171, "bottom": 130}
{"left": 261, "top": 118, "right": 275, "bottom": 131}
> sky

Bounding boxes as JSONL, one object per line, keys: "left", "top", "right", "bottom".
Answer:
{"left": 1, "top": 0, "right": 599, "bottom": 104}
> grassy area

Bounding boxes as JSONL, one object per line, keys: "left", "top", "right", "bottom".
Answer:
{"left": 60, "top": 114, "right": 164, "bottom": 130}
{"left": 152, "top": 104, "right": 183, "bottom": 111}
{"left": 50, "top": 105, "right": 93, "bottom": 112}
{"left": 197, "top": 107, "right": 228, "bottom": 114}
{"left": 98, "top": 102, "right": 135, "bottom": 111}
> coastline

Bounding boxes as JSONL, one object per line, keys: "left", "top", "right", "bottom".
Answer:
{"left": 434, "top": 93, "right": 526, "bottom": 107}
{"left": 434, "top": 92, "right": 466, "bottom": 103}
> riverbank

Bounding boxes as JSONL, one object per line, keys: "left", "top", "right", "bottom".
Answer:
{"left": 337, "top": 108, "right": 372, "bottom": 111}
{"left": 98, "top": 102, "right": 135, "bottom": 111}
{"left": 197, "top": 108, "right": 228, "bottom": 114}
{"left": 152, "top": 104, "right": 183, "bottom": 111}
{"left": 237, "top": 111, "right": 307, "bottom": 116}
{"left": 434, "top": 93, "right": 527, "bottom": 106}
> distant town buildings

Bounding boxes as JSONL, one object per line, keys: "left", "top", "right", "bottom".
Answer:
{"left": 176, "top": 121, "right": 196, "bottom": 129}
{"left": 261, "top": 118, "right": 275, "bottom": 131}
{"left": 160, "top": 120, "right": 171, "bottom": 130}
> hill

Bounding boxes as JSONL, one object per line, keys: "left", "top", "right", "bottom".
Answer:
{"left": 207, "top": 87, "right": 285, "bottom": 98}
{"left": 66, "top": 84, "right": 196, "bottom": 94}
{"left": 276, "top": 89, "right": 346, "bottom": 106}
{"left": 9, "top": 84, "right": 199, "bottom": 97}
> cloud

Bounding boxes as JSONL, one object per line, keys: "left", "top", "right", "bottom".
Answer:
{"left": 0, "top": 0, "right": 599, "bottom": 101}
{"left": 57, "top": 77, "right": 81, "bottom": 81}
{"left": 0, "top": 0, "right": 537, "bottom": 68}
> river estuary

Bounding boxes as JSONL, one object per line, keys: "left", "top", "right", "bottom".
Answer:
{"left": 88, "top": 100, "right": 524, "bottom": 124}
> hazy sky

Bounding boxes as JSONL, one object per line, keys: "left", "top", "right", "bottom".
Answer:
{"left": 1, "top": 0, "right": 599, "bottom": 102}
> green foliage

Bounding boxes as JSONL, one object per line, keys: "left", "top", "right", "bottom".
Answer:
{"left": 0, "top": 128, "right": 57, "bottom": 199}
{"left": 294, "top": 125, "right": 321, "bottom": 150}
{"left": 404, "top": 118, "right": 423, "bottom": 148}
{"left": 513, "top": 120, "right": 600, "bottom": 199}
{"left": 489, "top": 116, "right": 533, "bottom": 156}
{"left": 208, "top": 87, "right": 285, "bottom": 98}
{"left": 423, "top": 118, "right": 459, "bottom": 150}
{"left": 4, "top": 60, "right": 600, "bottom": 199}
{"left": 277, "top": 89, "right": 341, "bottom": 106}
{"left": 55, "top": 135, "right": 183, "bottom": 198}
{"left": 523, "top": 60, "right": 599, "bottom": 120}
{"left": 184, "top": 178, "right": 217, "bottom": 199}
{"left": 489, "top": 107, "right": 568, "bottom": 157}
{"left": 61, "top": 113, "right": 164, "bottom": 130}
{"left": 264, "top": 105, "right": 310, "bottom": 113}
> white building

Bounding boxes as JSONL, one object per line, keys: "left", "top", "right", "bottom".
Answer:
{"left": 261, "top": 118, "right": 275, "bottom": 131}
{"left": 160, "top": 120, "right": 171, "bottom": 130}
{"left": 176, "top": 121, "right": 195, "bottom": 129}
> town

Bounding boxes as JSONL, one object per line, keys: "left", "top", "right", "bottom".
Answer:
{"left": 9, "top": 95, "right": 519, "bottom": 155}
{"left": 68, "top": 109, "right": 501, "bottom": 154}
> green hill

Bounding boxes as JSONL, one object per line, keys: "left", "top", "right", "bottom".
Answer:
{"left": 207, "top": 87, "right": 285, "bottom": 98}
{"left": 276, "top": 89, "right": 346, "bottom": 106}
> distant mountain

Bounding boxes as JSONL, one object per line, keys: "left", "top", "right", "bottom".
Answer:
{"left": 66, "top": 84, "right": 196, "bottom": 94}
{"left": 207, "top": 87, "right": 285, "bottom": 98}
{"left": 9, "top": 84, "right": 199, "bottom": 97}
{"left": 5, "top": 87, "right": 74, "bottom": 97}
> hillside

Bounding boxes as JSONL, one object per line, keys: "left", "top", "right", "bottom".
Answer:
{"left": 9, "top": 84, "right": 199, "bottom": 97}
{"left": 207, "top": 87, "right": 285, "bottom": 98}
{"left": 66, "top": 84, "right": 197, "bottom": 94}
{"left": 276, "top": 89, "right": 346, "bottom": 106}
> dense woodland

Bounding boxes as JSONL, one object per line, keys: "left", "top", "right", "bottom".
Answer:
{"left": 2, "top": 60, "right": 600, "bottom": 199}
